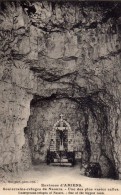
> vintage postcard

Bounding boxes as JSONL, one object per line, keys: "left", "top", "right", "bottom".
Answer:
{"left": 0, "top": 0, "right": 121, "bottom": 195}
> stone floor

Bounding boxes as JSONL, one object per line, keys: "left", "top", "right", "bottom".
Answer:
{"left": 22, "top": 163, "right": 121, "bottom": 186}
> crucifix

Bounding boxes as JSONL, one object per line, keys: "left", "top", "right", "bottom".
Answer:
{"left": 56, "top": 114, "right": 66, "bottom": 151}
{"left": 60, "top": 114, "right": 64, "bottom": 121}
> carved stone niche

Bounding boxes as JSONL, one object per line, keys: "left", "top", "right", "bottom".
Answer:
{"left": 47, "top": 114, "right": 75, "bottom": 166}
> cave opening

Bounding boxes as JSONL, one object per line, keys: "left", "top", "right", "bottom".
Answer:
{"left": 24, "top": 92, "right": 118, "bottom": 179}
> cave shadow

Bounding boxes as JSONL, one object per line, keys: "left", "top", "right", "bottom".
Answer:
{"left": 24, "top": 92, "right": 119, "bottom": 180}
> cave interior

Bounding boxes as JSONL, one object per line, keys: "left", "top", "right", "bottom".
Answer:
{"left": 0, "top": 0, "right": 121, "bottom": 181}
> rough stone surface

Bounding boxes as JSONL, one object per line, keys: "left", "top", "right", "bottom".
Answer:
{"left": 0, "top": 1, "right": 121, "bottom": 179}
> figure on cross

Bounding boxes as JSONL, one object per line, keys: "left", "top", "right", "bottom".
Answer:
{"left": 60, "top": 114, "right": 64, "bottom": 121}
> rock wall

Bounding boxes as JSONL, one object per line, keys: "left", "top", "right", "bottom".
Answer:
{"left": 0, "top": 1, "right": 121, "bottom": 179}
{"left": 0, "top": 2, "right": 36, "bottom": 176}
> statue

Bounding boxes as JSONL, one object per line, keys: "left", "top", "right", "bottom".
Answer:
{"left": 47, "top": 114, "right": 75, "bottom": 166}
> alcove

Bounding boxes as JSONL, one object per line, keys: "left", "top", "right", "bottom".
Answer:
{"left": 24, "top": 92, "right": 118, "bottom": 179}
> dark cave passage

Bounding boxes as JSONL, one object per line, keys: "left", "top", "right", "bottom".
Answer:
{"left": 24, "top": 92, "right": 118, "bottom": 179}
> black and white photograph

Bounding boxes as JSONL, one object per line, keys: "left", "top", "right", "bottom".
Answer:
{"left": 0, "top": 0, "right": 121, "bottom": 194}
